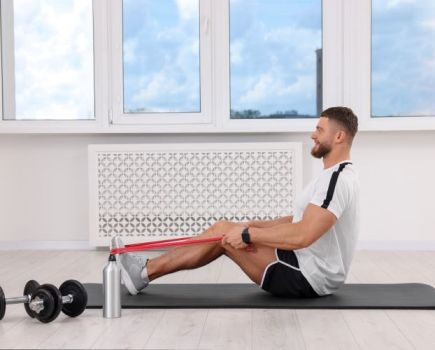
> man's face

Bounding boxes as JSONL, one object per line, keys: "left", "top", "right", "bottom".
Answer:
{"left": 310, "top": 117, "right": 335, "bottom": 159}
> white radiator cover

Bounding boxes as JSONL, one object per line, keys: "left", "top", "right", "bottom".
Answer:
{"left": 88, "top": 143, "right": 302, "bottom": 246}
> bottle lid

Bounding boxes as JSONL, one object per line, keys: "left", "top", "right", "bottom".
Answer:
{"left": 108, "top": 254, "right": 116, "bottom": 262}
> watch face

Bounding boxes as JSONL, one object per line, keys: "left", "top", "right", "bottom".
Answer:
{"left": 242, "top": 229, "right": 251, "bottom": 244}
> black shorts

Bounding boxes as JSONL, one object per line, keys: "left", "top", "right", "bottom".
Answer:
{"left": 261, "top": 249, "right": 319, "bottom": 298}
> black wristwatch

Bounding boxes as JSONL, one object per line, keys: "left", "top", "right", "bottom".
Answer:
{"left": 241, "top": 227, "right": 251, "bottom": 244}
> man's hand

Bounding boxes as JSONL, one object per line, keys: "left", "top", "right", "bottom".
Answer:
{"left": 221, "top": 223, "right": 248, "bottom": 249}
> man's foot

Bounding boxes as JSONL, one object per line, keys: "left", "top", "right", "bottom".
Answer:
{"left": 111, "top": 236, "right": 125, "bottom": 256}
{"left": 118, "top": 252, "right": 149, "bottom": 295}
{"left": 111, "top": 236, "right": 149, "bottom": 295}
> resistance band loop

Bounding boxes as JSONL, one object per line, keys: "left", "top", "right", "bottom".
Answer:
{"left": 123, "top": 236, "right": 195, "bottom": 248}
{"left": 111, "top": 236, "right": 222, "bottom": 255}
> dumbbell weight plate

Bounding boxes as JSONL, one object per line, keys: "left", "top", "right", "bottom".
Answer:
{"left": 59, "top": 280, "right": 88, "bottom": 317}
{"left": 0, "top": 286, "right": 6, "bottom": 320}
{"left": 23, "top": 280, "right": 40, "bottom": 318}
{"left": 36, "top": 284, "right": 63, "bottom": 323}
{"left": 32, "top": 288, "right": 56, "bottom": 323}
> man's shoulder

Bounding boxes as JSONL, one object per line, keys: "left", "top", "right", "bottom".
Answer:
{"left": 316, "top": 163, "right": 358, "bottom": 189}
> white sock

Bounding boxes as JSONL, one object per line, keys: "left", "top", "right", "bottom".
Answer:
{"left": 141, "top": 260, "right": 150, "bottom": 284}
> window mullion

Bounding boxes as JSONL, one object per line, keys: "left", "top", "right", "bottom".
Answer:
{"left": 0, "top": 0, "right": 16, "bottom": 120}
{"left": 108, "top": 0, "right": 123, "bottom": 124}
{"left": 93, "top": 0, "right": 110, "bottom": 128}
{"left": 212, "top": 0, "right": 230, "bottom": 129}
{"left": 322, "top": 0, "right": 344, "bottom": 111}
{"left": 342, "top": 0, "right": 370, "bottom": 127}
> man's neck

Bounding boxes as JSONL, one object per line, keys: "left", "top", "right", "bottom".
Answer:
{"left": 322, "top": 150, "right": 351, "bottom": 169}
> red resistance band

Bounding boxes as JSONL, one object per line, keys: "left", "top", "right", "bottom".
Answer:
{"left": 110, "top": 236, "right": 222, "bottom": 255}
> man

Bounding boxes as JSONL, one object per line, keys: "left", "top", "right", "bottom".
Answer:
{"left": 114, "top": 106, "right": 360, "bottom": 297}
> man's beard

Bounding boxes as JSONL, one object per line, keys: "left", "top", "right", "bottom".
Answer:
{"left": 311, "top": 142, "right": 332, "bottom": 159}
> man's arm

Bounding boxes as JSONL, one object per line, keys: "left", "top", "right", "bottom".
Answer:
{"left": 248, "top": 204, "right": 336, "bottom": 250}
{"left": 247, "top": 216, "right": 293, "bottom": 228}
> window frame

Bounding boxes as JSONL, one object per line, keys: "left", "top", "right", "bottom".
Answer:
{"left": 216, "top": 0, "right": 331, "bottom": 133}
{"left": 0, "top": 0, "right": 434, "bottom": 134}
{"left": 344, "top": 0, "right": 435, "bottom": 131}
{"left": 108, "top": 0, "right": 213, "bottom": 126}
{"left": 0, "top": 0, "right": 108, "bottom": 132}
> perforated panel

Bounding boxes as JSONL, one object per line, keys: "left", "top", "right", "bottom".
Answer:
{"left": 89, "top": 143, "right": 302, "bottom": 246}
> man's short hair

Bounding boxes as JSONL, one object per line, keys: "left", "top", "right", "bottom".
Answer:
{"left": 321, "top": 107, "right": 358, "bottom": 139}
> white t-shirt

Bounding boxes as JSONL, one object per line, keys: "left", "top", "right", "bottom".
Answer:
{"left": 294, "top": 160, "right": 360, "bottom": 296}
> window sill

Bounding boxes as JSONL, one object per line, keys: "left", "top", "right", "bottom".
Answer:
{"left": 1, "top": 116, "right": 435, "bottom": 134}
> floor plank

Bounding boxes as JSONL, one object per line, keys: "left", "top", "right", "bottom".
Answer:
{"left": 386, "top": 310, "right": 435, "bottom": 350}
{"left": 296, "top": 310, "right": 360, "bottom": 350}
{"left": 252, "top": 309, "right": 306, "bottom": 350}
{"left": 342, "top": 310, "right": 415, "bottom": 350}
{"left": 198, "top": 309, "right": 252, "bottom": 350}
{"left": 145, "top": 309, "right": 208, "bottom": 349}
{"left": 90, "top": 309, "right": 165, "bottom": 349}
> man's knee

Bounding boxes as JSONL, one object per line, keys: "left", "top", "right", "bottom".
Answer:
{"left": 213, "top": 219, "right": 228, "bottom": 229}
{"left": 212, "top": 219, "right": 235, "bottom": 234}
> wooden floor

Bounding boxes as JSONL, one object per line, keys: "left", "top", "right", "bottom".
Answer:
{"left": 1, "top": 250, "right": 435, "bottom": 349}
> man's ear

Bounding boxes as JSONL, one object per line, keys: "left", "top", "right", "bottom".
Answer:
{"left": 335, "top": 130, "right": 346, "bottom": 144}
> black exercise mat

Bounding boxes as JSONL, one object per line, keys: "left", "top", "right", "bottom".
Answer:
{"left": 84, "top": 283, "right": 435, "bottom": 310}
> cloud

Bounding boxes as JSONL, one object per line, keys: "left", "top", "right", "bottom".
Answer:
{"left": 386, "top": 0, "right": 416, "bottom": 9}
{"left": 230, "top": 3, "right": 321, "bottom": 116}
{"left": 175, "top": 0, "right": 198, "bottom": 22}
{"left": 123, "top": 0, "right": 200, "bottom": 112}
{"left": 238, "top": 72, "right": 314, "bottom": 112}
{"left": 230, "top": 40, "right": 244, "bottom": 65}
{"left": 13, "top": 0, "right": 94, "bottom": 119}
{"left": 124, "top": 38, "right": 139, "bottom": 64}
{"left": 129, "top": 46, "right": 200, "bottom": 113}
{"left": 239, "top": 74, "right": 275, "bottom": 104}
{"left": 372, "top": 0, "right": 435, "bottom": 116}
{"left": 420, "top": 19, "right": 435, "bottom": 30}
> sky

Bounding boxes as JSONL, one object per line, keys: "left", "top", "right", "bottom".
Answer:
{"left": 123, "top": 0, "right": 322, "bottom": 116}
{"left": 123, "top": 0, "right": 200, "bottom": 113}
{"left": 229, "top": 0, "right": 321, "bottom": 117}
{"left": 7, "top": 0, "right": 435, "bottom": 119}
{"left": 372, "top": 0, "right": 435, "bottom": 117}
{"left": 12, "top": 0, "right": 94, "bottom": 119}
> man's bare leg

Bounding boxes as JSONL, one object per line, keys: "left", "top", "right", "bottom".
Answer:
{"left": 147, "top": 220, "right": 277, "bottom": 285}
{"left": 146, "top": 223, "right": 226, "bottom": 280}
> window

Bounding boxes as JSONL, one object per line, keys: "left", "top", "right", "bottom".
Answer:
{"left": 1, "top": 0, "right": 95, "bottom": 120}
{"left": 3, "top": 1, "right": 432, "bottom": 133}
{"left": 110, "top": 0, "right": 211, "bottom": 125}
{"left": 123, "top": 0, "right": 200, "bottom": 114}
{"left": 372, "top": 0, "right": 435, "bottom": 118}
{"left": 229, "top": 0, "right": 322, "bottom": 119}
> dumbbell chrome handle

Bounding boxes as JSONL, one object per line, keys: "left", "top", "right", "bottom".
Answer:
{"left": 5, "top": 295, "right": 31, "bottom": 305}
{"left": 28, "top": 294, "right": 74, "bottom": 314}
{"left": 29, "top": 297, "right": 45, "bottom": 314}
{"left": 6, "top": 294, "right": 73, "bottom": 306}
{"left": 61, "top": 294, "right": 74, "bottom": 304}
{"left": 5, "top": 293, "right": 73, "bottom": 315}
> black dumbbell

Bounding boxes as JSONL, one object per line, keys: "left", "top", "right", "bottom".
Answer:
{"left": 0, "top": 279, "right": 88, "bottom": 323}
{"left": 59, "top": 280, "right": 88, "bottom": 318}
{"left": 23, "top": 280, "right": 41, "bottom": 318}
{"left": 0, "top": 280, "right": 43, "bottom": 321}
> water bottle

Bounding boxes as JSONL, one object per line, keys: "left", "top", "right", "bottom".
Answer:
{"left": 103, "top": 254, "right": 121, "bottom": 318}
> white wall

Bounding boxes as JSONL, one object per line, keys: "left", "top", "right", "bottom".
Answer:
{"left": 0, "top": 132, "right": 434, "bottom": 249}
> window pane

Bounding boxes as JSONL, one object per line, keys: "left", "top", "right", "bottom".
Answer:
{"left": 372, "top": 0, "right": 435, "bottom": 117}
{"left": 123, "top": 0, "right": 200, "bottom": 114}
{"left": 230, "top": 0, "right": 322, "bottom": 119}
{"left": 8, "top": 0, "right": 94, "bottom": 120}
